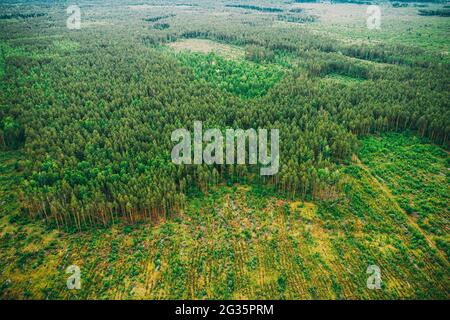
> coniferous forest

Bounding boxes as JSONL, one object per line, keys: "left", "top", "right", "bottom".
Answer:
{"left": 0, "top": 0, "right": 449, "bottom": 300}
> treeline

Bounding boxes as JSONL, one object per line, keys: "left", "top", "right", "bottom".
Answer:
{"left": 245, "top": 45, "right": 276, "bottom": 63}
{"left": 331, "top": 0, "right": 373, "bottom": 4}
{"left": 144, "top": 14, "right": 176, "bottom": 23}
{"left": 166, "top": 25, "right": 431, "bottom": 68}
{"left": 0, "top": 12, "right": 46, "bottom": 20}
{"left": 289, "top": 8, "right": 305, "bottom": 13}
{"left": 225, "top": 4, "right": 283, "bottom": 13}
{"left": 277, "top": 14, "right": 317, "bottom": 24}
{"left": 392, "top": 3, "right": 408, "bottom": 7}
{"left": 2, "top": 43, "right": 358, "bottom": 228}
{"left": 418, "top": 9, "right": 450, "bottom": 16}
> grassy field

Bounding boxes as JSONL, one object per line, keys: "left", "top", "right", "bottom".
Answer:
{"left": 359, "top": 133, "right": 450, "bottom": 259}
{"left": 1, "top": 133, "right": 448, "bottom": 299}
{"left": 167, "top": 39, "right": 245, "bottom": 58}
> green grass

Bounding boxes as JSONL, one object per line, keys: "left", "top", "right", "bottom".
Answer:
{"left": 359, "top": 132, "right": 450, "bottom": 258}
{"left": 175, "top": 51, "right": 285, "bottom": 99}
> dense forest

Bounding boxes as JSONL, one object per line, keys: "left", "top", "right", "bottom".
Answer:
{"left": 0, "top": 0, "right": 448, "bottom": 230}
